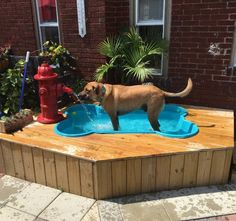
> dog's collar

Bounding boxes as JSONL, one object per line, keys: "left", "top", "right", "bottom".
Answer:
{"left": 101, "top": 84, "right": 106, "bottom": 96}
{"left": 98, "top": 84, "right": 106, "bottom": 103}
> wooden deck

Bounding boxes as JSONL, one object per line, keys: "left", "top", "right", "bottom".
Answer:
{"left": 0, "top": 105, "right": 234, "bottom": 199}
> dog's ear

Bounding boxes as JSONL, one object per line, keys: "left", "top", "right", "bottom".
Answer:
{"left": 93, "top": 85, "right": 99, "bottom": 95}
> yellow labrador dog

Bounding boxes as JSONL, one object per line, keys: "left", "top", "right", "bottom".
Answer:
{"left": 78, "top": 79, "right": 192, "bottom": 131}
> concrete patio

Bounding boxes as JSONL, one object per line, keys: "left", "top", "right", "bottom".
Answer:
{"left": 0, "top": 175, "right": 236, "bottom": 221}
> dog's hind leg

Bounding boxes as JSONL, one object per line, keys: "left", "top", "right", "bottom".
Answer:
{"left": 147, "top": 99, "right": 164, "bottom": 131}
{"left": 148, "top": 111, "right": 160, "bottom": 131}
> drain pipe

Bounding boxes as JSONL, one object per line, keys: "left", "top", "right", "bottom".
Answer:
{"left": 19, "top": 51, "right": 30, "bottom": 111}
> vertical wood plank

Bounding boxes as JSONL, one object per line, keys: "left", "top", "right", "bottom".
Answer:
{"left": 0, "top": 142, "right": 5, "bottom": 174}
{"left": 32, "top": 148, "right": 46, "bottom": 185}
{"left": 55, "top": 154, "right": 69, "bottom": 192}
{"left": 44, "top": 151, "right": 57, "bottom": 188}
{"left": 141, "top": 157, "right": 156, "bottom": 193}
{"left": 112, "top": 160, "right": 127, "bottom": 197}
{"left": 1, "top": 140, "right": 15, "bottom": 176}
{"left": 222, "top": 149, "right": 233, "bottom": 183}
{"left": 196, "top": 151, "right": 213, "bottom": 186}
{"left": 93, "top": 161, "right": 112, "bottom": 199}
{"left": 183, "top": 152, "right": 199, "bottom": 187}
{"left": 21, "top": 146, "right": 35, "bottom": 182}
{"left": 11, "top": 144, "right": 25, "bottom": 179}
{"left": 156, "top": 156, "right": 171, "bottom": 191}
{"left": 80, "top": 160, "right": 94, "bottom": 198}
{"left": 209, "top": 150, "right": 226, "bottom": 185}
{"left": 127, "top": 159, "right": 141, "bottom": 195}
{"left": 67, "top": 157, "right": 81, "bottom": 195}
{"left": 169, "top": 154, "right": 184, "bottom": 189}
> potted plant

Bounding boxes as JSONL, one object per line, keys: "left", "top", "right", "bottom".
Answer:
{"left": 0, "top": 59, "right": 36, "bottom": 133}
{"left": 39, "top": 41, "right": 76, "bottom": 78}
{"left": 0, "top": 45, "right": 11, "bottom": 73}
{"left": 0, "top": 109, "right": 33, "bottom": 133}
{"left": 95, "top": 27, "right": 168, "bottom": 84}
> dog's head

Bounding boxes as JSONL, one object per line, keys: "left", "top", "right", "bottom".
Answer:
{"left": 78, "top": 82, "right": 105, "bottom": 102}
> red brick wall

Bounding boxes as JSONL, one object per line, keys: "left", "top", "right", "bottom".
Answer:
{"left": 0, "top": 0, "right": 38, "bottom": 54}
{"left": 0, "top": 0, "right": 235, "bottom": 110}
{"left": 167, "top": 0, "right": 236, "bottom": 110}
{"left": 0, "top": 0, "right": 129, "bottom": 81}
{"left": 58, "top": 0, "right": 107, "bottom": 80}
{"left": 105, "top": 0, "right": 130, "bottom": 36}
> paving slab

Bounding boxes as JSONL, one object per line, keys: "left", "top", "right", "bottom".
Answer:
{"left": 82, "top": 202, "right": 100, "bottom": 221}
{"left": 0, "top": 175, "right": 30, "bottom": 207}
{"left": 193, "top": 214, "right": 236, "bottom": 220}
{"left": 39, "top": 192, "right": 95, "bottom": 221}
{"left": 97, "top": 199, "right": 123, "bottom": 221}
{"left": 0, "top": 206, "right": 35, "bottom": 221}
{"left": 6, "top": 182, "right": 61, "bottom": 216}
{"left": 118, "top": 193, "right": 171, "bottom": 221}
{"left": 160, "top": 185, "right": 236, "bottom": 221}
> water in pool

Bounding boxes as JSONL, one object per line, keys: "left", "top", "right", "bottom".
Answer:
{"left": 54, "top": 104, "right": 198, "bottom": 138}
{"left": 54, "top": 104, "right": 199, "bottom": 138}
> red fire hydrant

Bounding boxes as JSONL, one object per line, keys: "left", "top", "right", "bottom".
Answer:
{"left": 34, "top": 62, "right": 74, "bottom": 124}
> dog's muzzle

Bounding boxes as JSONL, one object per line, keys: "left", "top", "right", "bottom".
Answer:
{"left": 78, "top": 92, "right": 89, "bottom": 100}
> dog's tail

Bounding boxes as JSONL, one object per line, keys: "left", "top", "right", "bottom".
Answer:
{"left": 163, "top": 78, "right": 193, "bottom": 98}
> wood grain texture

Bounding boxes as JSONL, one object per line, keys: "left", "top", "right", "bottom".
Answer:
{"left": 55, "top": 154, "right": 69, "bottom": 192}
{"left": 94, "top": 161, "right": 112, "bottom": 199}
{"left": 0, "top": 106, "right": 233, "bottom": 199}
{"left": 11, "top": 143, "right": 25, "bottom": 179}
{"left": 67, "top": 157, "right": 81, "bottom": 195}
{"left": 141, "top": 157, "right": 156, "bottom": 193}
{"left": 197, "top": 151, "right": 213, "bottom": 186}
{"left": 32, "top": 148, "right": 46, "bottom": 185}
{"left": 0, "top": 143, "right": 5, "bottom": 174}
{"left": 112, "top": 160, "right": 127, "bottom": 197}
{"left": 209, "top": 150, "right": 226, "bottom": 185}
{"left": 169, "top": 154, "right": 184, "bottom": 189}
{"left": 0, "top": 106, "right": 233, "bottom": 161}
{"left": 1, "top": 140, "right": 15, "bottom": 176}
{"left": 183, "top": 152, "right": 199, "bottom": 187}
{"left": 127, "top": 159, "right": 142, "bottom": 195}
{"left": 222, "top": 149, "right": 233, "bottom": 183}
{"left": 156, "top": 156, "right": 171, "bottom": 191}
{"left": 44, "top": 151, "right": 57, "bottom": 188}
{"left": 80, "top": 160, "right": 94, "bottom": 198}
{"left": 21, "top": 146, "right": 35, "bottom": 182}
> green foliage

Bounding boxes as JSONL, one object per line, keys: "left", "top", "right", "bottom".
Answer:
{"left": 39, "top": 41, "right": 76, "bottom": 76}
{"left": 0, "top": 60, "right": 38, "bottom": 116}
{"left": 0, "top": 44, "right": 11, "bottom": 61}
{"left": 95, "top": 27, "right": 168, "bottom": 84}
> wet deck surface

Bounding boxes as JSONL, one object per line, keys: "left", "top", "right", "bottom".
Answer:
{"left": 0, "top": 105, "right": 234, "bottom": 161}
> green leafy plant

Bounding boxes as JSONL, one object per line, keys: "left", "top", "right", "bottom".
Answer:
{"left": 39, "top": 41, "right": 76, "bottom": 76}
{"left": 95, "top": 27, "right": 168, "bottom": 84}
{"left": 0, "top": 44, "right": 11, "bottom": 72}
{"left": 0, "top": 60, "right": 38, "bottom": 116}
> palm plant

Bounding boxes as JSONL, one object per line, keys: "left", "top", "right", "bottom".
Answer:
{"left": 95, "top": 27, "right": 168, "bottom": 84}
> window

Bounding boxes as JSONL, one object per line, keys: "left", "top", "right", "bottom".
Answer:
{"left": 231, "top": 21, "right": 236, "bottom": 67}
{"left": 35, "top": 0, "right": 60, "bottom": 48}
{"left": 134, "top": 0, "right": 170, "bottom": 75}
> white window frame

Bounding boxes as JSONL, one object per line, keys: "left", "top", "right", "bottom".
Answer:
{"left": 35, "top": 0, "right": 61, "bottom": 49}
{"left": 135, "top": 0, "right": 166, "bottom": 28}
{"left": 231, "top": 21, "right": 236, "bottom": 67}
{"left": 134, "top": 0, "right": 170, "bottom": 76}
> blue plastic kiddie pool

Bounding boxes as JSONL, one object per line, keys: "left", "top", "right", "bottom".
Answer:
{"left": 54, "top": 104, "right": 199, "bottom": 138}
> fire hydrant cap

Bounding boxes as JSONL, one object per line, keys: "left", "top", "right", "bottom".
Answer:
{"left": 34, "top": 62, "right": 58, "bottom": 80}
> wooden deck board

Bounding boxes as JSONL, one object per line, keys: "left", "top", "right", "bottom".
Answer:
{"left": 0, "top": 105, "right": 234, "bottom": 199}
{"left": 0, "top": 105, "right": 234, "bottom": 162}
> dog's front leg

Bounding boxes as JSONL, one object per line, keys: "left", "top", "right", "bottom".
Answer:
{"left": 109, "top": 112, "right": 119, "bottom": 131}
